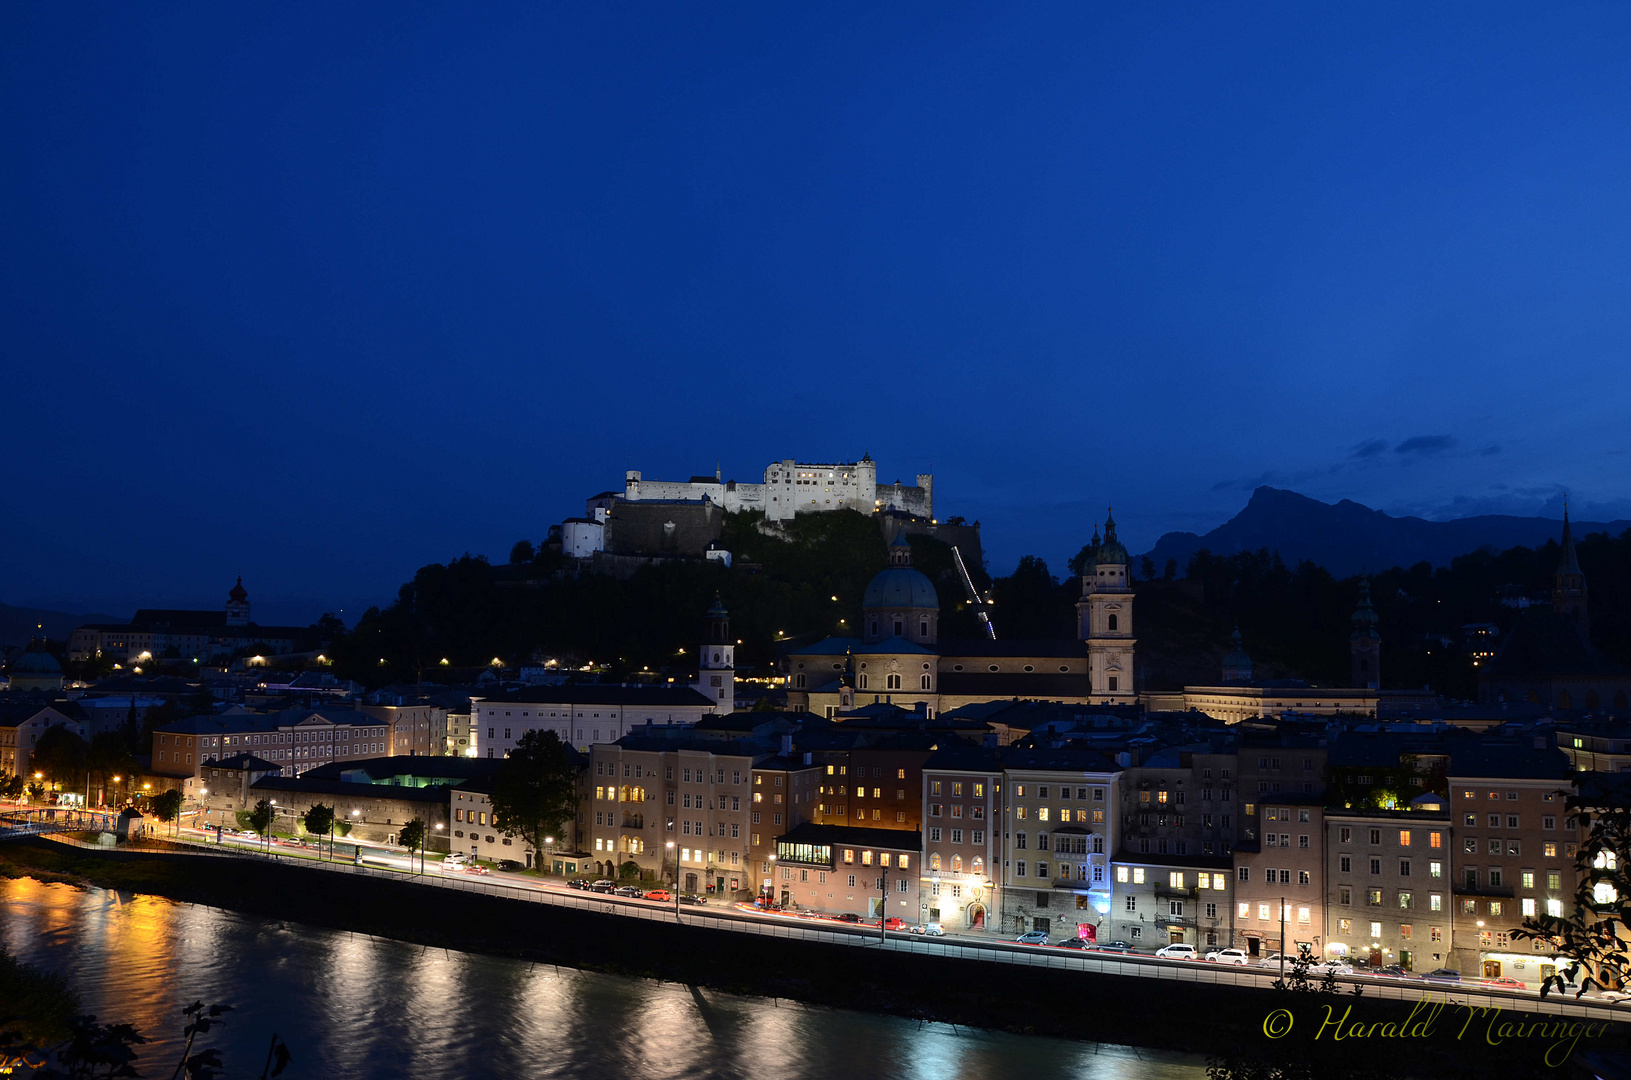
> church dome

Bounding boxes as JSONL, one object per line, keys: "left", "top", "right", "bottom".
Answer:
{"left": 228, "top": 576, "right": 249, "bottom": 603}
{"left": 863, "top": 566, "right": 939, "bottom": 610}
{"left": 864, "top": 534, "right": 939, "bottom": 610}
{"left": 10, "top": 647, "right": 62, "bottom": 675}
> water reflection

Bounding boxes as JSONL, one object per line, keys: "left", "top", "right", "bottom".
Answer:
{"left": 0, "top": 880, "right": 1202, "bottom": 1079}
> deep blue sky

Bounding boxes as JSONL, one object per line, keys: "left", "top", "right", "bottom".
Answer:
{"left": 6, "top": 4, "right": 1631, "bottom": 623}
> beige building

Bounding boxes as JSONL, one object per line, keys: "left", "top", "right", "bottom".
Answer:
{"left": 1001, "top": 747, "right": 1123, "bottom": 939}
{"left": 472, "top": 685, "right": 716, "bottom": 758}
{"left": 772, "top": 822, "right": 923, "bottom": 920}
{"left": 584, "top": 734, "right": 756, "bottom": 893}
{"left": 0, "top": 704, "right": 86, "bottom": 779}
{"left": 1324, "top": 802, "right": 1453, "bottom": 972}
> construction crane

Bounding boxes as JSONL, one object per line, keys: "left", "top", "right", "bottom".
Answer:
{"left": 951, "top": 545, "right": 996, "bottom": 640}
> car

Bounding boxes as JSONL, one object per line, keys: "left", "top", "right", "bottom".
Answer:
{"left": 1154, "top": 943, "right": 1199, "bottom": 960}
{"left": 1482, "top": 977, "right": 1526, "bottom": 990}
{"left": 1594, "top": 989, "right": 1631, "bottom": 1003}
{"left": 589, "top": 879, "right": 617, "bottom": 893}
{"left": 1368, "top": 964, "right": 1408, "bottom": 979}
{"left": 566, "top": 878, "right": 592, "bottom": 891}
{"left": 613, "top": 885, "right": 644, "bottom": 898}
{"left": 878, "top": 917, "right": 907, "bottom": 931}
{"left": 443, "top": 854, "right": 468, "bottom": 866}
{"left": 644, "top": 889, "right": 673, "bottom": 902}
{"left": 1307, "top": 961, "right": 1355, "bottom": 976}
{"left": 678, "top": 894, "right": 708, "bottom": 906}
{"left": 1055, "top": 937, "right": 1090, "bottom": 949}
{"left": 1090, "top": 940, "right": 1136, "bottom": 953}
{"left": 909, "top": 923, "right": 945, "bottom": 936}
{"left": 835, "top": 913, "right": 863, "bottom": 924}
{"left": 496, "top": 860, "right": 522, "bottom": 872}
{"left": 1206, "top": 949, "right": 1252, "bottom": 965}
{"left": 1015, "top": 930, "right": 1051, "bottom": 945}
{"left": 1421, "top": 968, "right": 1463, "bottom": 983}
{"left": 464, "top": 865, "right": 491, "bottom": 876}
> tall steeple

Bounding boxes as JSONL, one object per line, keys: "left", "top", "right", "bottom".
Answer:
{"left": 697, "top": 594, "right": 735, "bottom": 714}
{"left": 1554, "top": 504, "right": 1589, "bottom": 628}
{"left": 1350, "top": 577, "right": 1381, "bottom": 690}
{"left": 1079, "top": 508, "right": 1135, "bottom": 704}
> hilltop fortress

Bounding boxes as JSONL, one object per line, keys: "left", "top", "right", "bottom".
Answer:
{"left": 622, "top": 453, "right": 932, "bottom": 522}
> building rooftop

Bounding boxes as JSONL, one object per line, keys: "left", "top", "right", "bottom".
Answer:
{"left": 776, "top": 821, "right": 923, "bottom": 851}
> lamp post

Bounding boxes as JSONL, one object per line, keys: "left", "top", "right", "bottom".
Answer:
{"left": 543, "top": 836, "right": 555, "bottom": 877}
{"left": 667, "top": 841, "right": 679, "bottom": 922}
{"left": 765, "top": 853, "right": 776, "bottom": 908}
{"left": 879, "top": 865, "right": 889, "bottom": 944}
{"left": 434, "top": 822, "right": 443, "bottom": 874}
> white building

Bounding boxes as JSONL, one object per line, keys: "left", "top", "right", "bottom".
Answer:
{"left": 0, "top": 705, "right": 88, "bottom": 778}
{"left": 621, "top": 454, "right": 932, "bottom": 522}
{"left": 470, "top": 685, "right": 717, "bottom": 757}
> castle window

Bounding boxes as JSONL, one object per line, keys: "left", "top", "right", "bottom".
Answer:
{"left": 894, "top": 621, "right": 903, "bottom": 636}
{"left": 921, "top": 674, "right": 932, "bottom": 690}
{"left": 1107, "top": 614, "right": 1118, "bottom": 631}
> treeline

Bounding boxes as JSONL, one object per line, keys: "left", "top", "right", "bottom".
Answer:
{"left": 331, "top": 510, "right": 989, "bottom": 686}
{"left": 329, "top": 506, "right": 1631, "bottom": 699}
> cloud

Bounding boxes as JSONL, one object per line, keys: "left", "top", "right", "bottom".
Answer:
{"left": 1478, "top": 444, "right": 1501, "bottom": 456}
{"left": 1394, "top": 435, "right": 1458, "bottom": 456}
{"left": 1351, "top": 438, "right": 1389, "bottom": 458}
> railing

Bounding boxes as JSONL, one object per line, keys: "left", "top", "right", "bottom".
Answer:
{"left": 37, "top": 831, "right": 1627, "bottom": 1022}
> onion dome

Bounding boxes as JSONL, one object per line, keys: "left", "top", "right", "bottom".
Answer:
{"left": 1094, "top": 508, "right": 1128, "bottom": 566}
{"left": 863, "top": 534, "right": 939, "bottom": 609}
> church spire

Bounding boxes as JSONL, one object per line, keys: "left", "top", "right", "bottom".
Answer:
{"left": 1553, "top": 502, "right": 1588, "bottom": 626}
{"left": 1350, "top": 577, "right": 1381, "bottom": 690}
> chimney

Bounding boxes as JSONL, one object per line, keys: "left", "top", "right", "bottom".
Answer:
{"left": 780, "top": 734, "right": 793, "bottom": 756}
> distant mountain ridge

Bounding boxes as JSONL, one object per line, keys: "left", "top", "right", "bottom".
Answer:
{"left": 1143, "top": 487, "right": 1631, "bottom": 578}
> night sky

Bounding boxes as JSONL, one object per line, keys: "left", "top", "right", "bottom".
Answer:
{"left": 6, "top": 5, "right": 1631, "bottom": 623}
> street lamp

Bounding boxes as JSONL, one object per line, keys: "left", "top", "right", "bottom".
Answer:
{"left": 667, "top": 841, "right": 680, "bottom": 922}
{"left": 544, "top": 836, "right": 555, "bottom": 876}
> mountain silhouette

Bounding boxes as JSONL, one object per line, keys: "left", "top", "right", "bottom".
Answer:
{"left": 1143, "top": 487, "right": 1631, "bottom": 577}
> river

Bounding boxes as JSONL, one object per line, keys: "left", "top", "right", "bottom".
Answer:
{"left": 0, "top": 877, "right": 1205, "bottom": 1079}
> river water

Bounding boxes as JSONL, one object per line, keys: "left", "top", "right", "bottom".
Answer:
{"left": 0, "top": 878, "right": 1205, "bottom": 1079}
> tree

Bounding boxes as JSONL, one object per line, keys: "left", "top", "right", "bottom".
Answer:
{"left": 29, "top": 725, "right": 87, "bottom": 800}
{"left": 0, "top": 773, "right": 23, "bottom": 800}
{"left": 302, "top": 804, "right": 335, "bottom": 859}
{"left": 1139, "top": 555, "right": 1156, "bottom": 581}
{"left": 1163, "top": 558, "right": 1177, "bottom": 581}
{"left": 490, "top": 730, "right": 580, "bottom": 865}
{"left": 150, "top": 789, "right": 184, "bottom": 836}
{"left": 398, "top": 817, "right": 427, "bottom": 874}
{"left": 509, "top": 539, "right": 536, "bottom": 565}
{"left": 248, "top": 799, "right": 274, "bottom": 850}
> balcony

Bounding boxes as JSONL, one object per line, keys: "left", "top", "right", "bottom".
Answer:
{"left": 1454, "top": 884, "right": 1515, "bottom": 898}
{"left": 1052, "top": 877, "right": 1094, "bottom": 890}
{"left": 1155, "top": 885, "right": 1200, "bottom": 900}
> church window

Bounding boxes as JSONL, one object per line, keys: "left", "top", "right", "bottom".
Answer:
{"left": 921, "top": 674, "right": 932, "bottom": 690}
{"left": 857, "top": 674, "right": 868, "bottom": 690}
{"left": 919, "top": 621, "right": 928, "bottom": 638}
{"left": 887, "top": 674, "right": 902, "bottom": 690}
{"left": 1107, "top": 614, "right": 1118, "bottom": 631}
{"left": 989, "top": 665, "right": 999, "bottom": 672}
{"left": 1023, "top": 665, "right": 1034, "bottom": 672}
{"left": 1108, "top": 676, "right": 1118, "bottom": 692}
{"left": 795, "top": 674, "right": 805, "bottom": 689}
{"left": 894, "top": 620, "right": 903, "bottom": 636}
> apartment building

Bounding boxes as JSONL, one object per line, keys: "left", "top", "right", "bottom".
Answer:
{"left": 471, "top": 685, "right": 716, "bottom": 757}
{"left": 153, "top": 709, "right": 391, "bottom": 787}
{"left": 1447, "top": 738, "right": 1578, "bottom": 982}
{"left": 1001, "top": 746, "right": 1122, "bottom": 939}
{"left": 584, "top": 734, "right": 755, "bottom": 894}
{"left": 357, "top": 702, "right": 447, "bottom": 758}
{"left": 772, "top": 822, "right": 923, "bottom": 920}
{"left": 1324, "top": 800, "right": 1453, "bottom": 972}
{"left": 920, "top": 743, "right": 1005, "bottom": 930}
{"left": 1232, "top": 735, "right": 1326, "bottom": 957}
{"left": 808, "top": 731, "right": 939, "bottom": 831}
{"left": 747, "top": 751, "right": 822, "bottom": 900}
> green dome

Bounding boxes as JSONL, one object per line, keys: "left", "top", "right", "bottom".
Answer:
{"left": 863, "top": 567, "right": 939, "bottom": 610}
{"left": 10, "top": 649, "right": 62, "bottom": 675}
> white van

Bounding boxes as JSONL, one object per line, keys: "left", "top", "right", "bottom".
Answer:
{"left": 1155, "top": 943, "right": 1199, "bottom": 960}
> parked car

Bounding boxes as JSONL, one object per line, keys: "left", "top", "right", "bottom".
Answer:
{"left": 613, "top": 885, "right": 644, "bottom": 898}
{"left": 1368, "top": 964, "right": 1408, "bottom": 978}
{"left": 644, "top": 889, "right": 673, "bottom": 902}
{"left": 496, "top": 860, "right": 522, "bottom": 872}
{"left": 1155, "top": 943, "right": 1199, "bottom": 960}
{"left": 1015, "top": 930, "right": 1050, "bottom": 945}
{"left": 589, "top": 879, "right": 617, "bottom": 893}
{"left": 566, "top": 878, "right": 592, "bottom": 891}
{"left": 1307, "top": 960, "right": 1355, "bottom": 976}
{"left": 1055, "top": 937, "right": 1089, "bottom": 949}
{"left": 1481, "top": 977, "right": 1526, "bottom": 990}
{"left": 678, "top": 894, "right": 708, "bottom": 906}
{"left": 464, "top": 865, "right": 491, "bottom": 876}
{"left": 1594, "top": 989, "right": 1631, "bottom": 1003}
{"left": 1091, "top": 940, "right": 1136, "bottom": 953}
{"left": 909, "top": 923, "right": 945, "bottom": 936}
{"left": 878, "top": 917, "right": 907, "bottom": 931}
{"left": 835, "top": 912, "right": 863, "bottom": 924}
{"left": 1205, "top": 949, "right": 1252, "bottom": 965}
{"left": 1421, "top": 968, "right": 1463, "bottom": 983}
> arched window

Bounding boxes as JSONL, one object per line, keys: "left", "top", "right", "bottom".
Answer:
{"left": 887, "top": 674, "right": 902, "bottom": 690}
{"left": 795, "top": 674, "right": 805, "bottom": 689}
{"left": 1107, "top": 614, "right": 1118, "bottom": 631}
{"left": 972, "top": 856, "right": 983, "bottom": 874}
{"left": 952, "top": 854, "right": 963, "bottom": 873}
{"left": 857, "top": 674, "right": 869, "bottom": 690}
{"left": 930, "top": 852, "right": 941, "bottom": 871}
{"left": 920, "top": 674, "right": 932, "bottom": 690}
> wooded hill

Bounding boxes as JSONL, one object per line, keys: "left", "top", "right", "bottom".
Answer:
{"left": 330, "top": 508, "right": 1631, "bottom": 701}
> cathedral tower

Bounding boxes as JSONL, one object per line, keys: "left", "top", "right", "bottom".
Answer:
{"left": 1350, "top": 577, "right": 1381, "bottom": 690}
{"left": 225, "top": 576, "right": 250, "bottom": 627}
{"left": 698, "top": 595, "right": 735, "bottom": 714}
{"left": 1080, "top": 509, "right": 1136, "bottom": 704}
{"left": 1553, "top": 507, "right": 1589, "bottom": 629}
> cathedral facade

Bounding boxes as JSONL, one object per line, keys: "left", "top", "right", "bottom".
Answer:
{"left": 782, "top": 513, "right": 1135, "bottom": 716}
